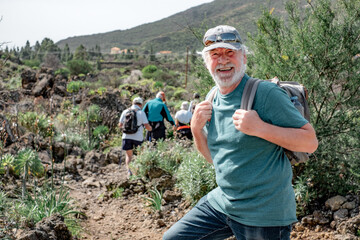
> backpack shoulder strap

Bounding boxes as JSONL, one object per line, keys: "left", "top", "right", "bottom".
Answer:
{"left": 241, "top": 78, "right": 262, "bottom": 110}
{"left": 206, "top": 86, "right": 218, "bottom": 104}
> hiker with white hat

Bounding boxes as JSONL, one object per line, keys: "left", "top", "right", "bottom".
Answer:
{"left": 118, "top": 97, "right": 152, "bottom": 178}
{"left": 163, "top": 25, "right": 318, "bottom": 240}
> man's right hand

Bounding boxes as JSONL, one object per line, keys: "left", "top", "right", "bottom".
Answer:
{"left": 191, "top": 100, "right": 212, "bottom": 133}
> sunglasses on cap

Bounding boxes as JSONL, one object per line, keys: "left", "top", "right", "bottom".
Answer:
{"left": 203, "top": 33, "right": 242, "bottom": 47}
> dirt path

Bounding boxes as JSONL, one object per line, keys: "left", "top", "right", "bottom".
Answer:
{"left": 66, "top": 163, "right": 166, "bottom": 240}
{"left": 64, "top": 163, "right": 344, "bottom": 240}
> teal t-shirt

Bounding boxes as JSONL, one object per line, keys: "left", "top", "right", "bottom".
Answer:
{"left": 205, "top": 74, "right": 308, "bottom": 227}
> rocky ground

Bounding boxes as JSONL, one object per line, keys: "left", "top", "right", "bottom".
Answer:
{"left": 23, "top": 159, "right": 358, "bottom": 240}
{"left": 1, "top": 65, "right": 359, "bottom": 240}
{"left": 8, "top": 146, "right": 359, "bottom": 240}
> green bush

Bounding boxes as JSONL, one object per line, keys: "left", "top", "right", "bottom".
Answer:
{"left": 55, "top": 68, "right": 70, "bottom": 77}
{"left": 175, "top": 152, "right": 217, "bottom": 205}
{"left": 23, "top": 59, "right": 41, "bottom": 68}
{"left": 66, "top": 80, "right": 89, "bottom": 93}
{"left": 248, "top": 0, "right": 360, "bottom": 199}
{"left": 4, "top": 75, "right": 22, "bottom": 90}
{"left": 173, "top": 88, "right": 188, "bottom": 100}
{"left": 131, "top": 139, "right": 217, "bottom": 204}
{"left": 66, "top": 59, "right": 93, "bottom": 75}
{"left": 131, "top": 140, "right": 185, "bottom": 178}
{"left": 97, "top": 87, "right": 107, "bottom": 95}
{"left": 18, "top": 112, "right": 54, "bottom": 137}
{"left": 142, "top": 65, "right": 158, "bottom": 74}
{"left": 93, "top": 125, "right": 109, "bottom": 140}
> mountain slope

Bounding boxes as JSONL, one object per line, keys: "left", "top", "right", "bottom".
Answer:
{"left": 56, "top": 0, "right": 286, "bottom": 53}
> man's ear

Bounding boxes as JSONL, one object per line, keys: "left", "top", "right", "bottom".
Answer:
{"left": 243, "top": 53, "right": 247, "bottom": 65}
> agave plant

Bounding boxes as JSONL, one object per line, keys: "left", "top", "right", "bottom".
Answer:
{"left": 1, "top": 153, "right": 15, "bottom": 177}
{"left": 15, "top": 148, "right": 44, "bottom": 199}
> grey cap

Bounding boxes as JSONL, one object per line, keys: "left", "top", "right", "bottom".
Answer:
{"left": 181, "top": 101, "right": 189, "bottom": 110}
{"left": 133, "top": 97, "right": 143, "bottom": 105}
{"left": 202, "top": 25, "right": 243, "bottom": 53}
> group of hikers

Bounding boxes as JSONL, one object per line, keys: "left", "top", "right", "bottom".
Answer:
{"left": 118, "top": 90, "right": 199, "bottom": 178}
{"left": 120, "top": 25, "right": 318, "bottom": 240}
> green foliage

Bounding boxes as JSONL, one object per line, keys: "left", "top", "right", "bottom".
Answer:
{"left": 293, "top": 176, "right": 316, "bottom": 217}
{"left": 112, "top": 187, "right": 124, "bottom": 199}
{"left": 120, "top": 89, "right": 131, "bottom": 98}
{"left": 15, "top": 148, "right": 44, "bottom": 199}
{"left": 131, "top": 140, "right": 184, "bottom": 177}
{"left": 55, "top": 68, "right": 70, "bottom": 77}
{"left": 66, "top": 80, "right": 89, "bottom": 93}
{"left": 0, "top": 184, "right": 82, "bottom": 237}
{"left": 132, "top": 139, "right": 217, "bottom": 205}
{"left": 79, "top": 104, "right": 102, "bottom": 124}
{"left": 97, "top": 87, "right": 107, "bottom": 95}
{"left": 143, "top": 64, "right": 158, "bottom": 73}
{"left": 173, "top": 88, "right": 188, "bottom": 100}
{"left": 23, "top": 186, "right": 79, "bottom": 223}
{"left": 93, "top": 125, "right": 109, "bottom": 140}
{"left": 142, "top": 187, "right": 162, "bottom": 212}
{"left": 3, "top": 75, "right": 22, "bottom": 90}
{"left": 66, "top": 59, "right": 93, "bottom": 75}
{"left": 248, "top": 0, "right": 360, "bottom": 199}
{"left": 154, "top": 81, "right": 164, "bottom": 90}
{"left": 193, "top": 58, "right": 214, "bottom": 97}
{"left": 23, "top": 59, "right": 41, "bottom": 68}
{"left": 175, "top": 152, "right": 217, "bottom": 205}
{"left": 18, "top": 112, "right": 54, "bottom": 137}
{"left": 15, "top": 148, "right": 44, "bottom": 178}
{"left": 0, "top": 154, "right": 15, "bottom": 175}
{"left": 142, "top": 64, "right": 158, "bottom": 79}
{"left": 73, "top": 44, "right": 88, "bottom": 60}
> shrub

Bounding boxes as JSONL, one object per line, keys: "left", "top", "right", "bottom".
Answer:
{"left": 142, "top": 64, "right": 158, "bottom": 75}
{"left": 18, "top": 112, "right": 54, "bottom": 137}
{"left": 93, "top": 125, "right": 109, "bottom": 140}
{"left": 66, "top": 80, "right": 89, "bottom": 93}
{"left": 55, "top": 68, "right": 70, "bottom": 77}
{"left": 131, "top": 140, "right": 185, "bottom": 178}
{"left": 66, "top": 59, "right": 93, "bottom": 75}
{"left": 175, "top": 152, "right": 217, "bottom": 205}
{"left": 248, "top": 0, "right": 360, "bottom": 199}
{"left": 23, "top": 59, "right": 41, "bottom": 68}
{"left": 173, "top": 88, "right": 188, "bottom": 100}
{"left": 131, "top": 139, "right": 217, "bottom": 204}
{"left": 97, "top": 87, "right": 107, "bottom": 95}
{"left": 4, "top": 75, "right": 21, "bottom": 90}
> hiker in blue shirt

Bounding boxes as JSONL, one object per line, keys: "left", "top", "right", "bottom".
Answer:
{"left": 143, "top": 91, "right": 175, "bottom": 142}
{"left": 163, "top": 25, "right": 318, "bottom": 240}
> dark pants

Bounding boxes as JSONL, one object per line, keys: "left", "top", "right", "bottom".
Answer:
{"left": 163, "top": 195, "right": 292, "bottom": 240}
{"left": 146, "top": 121, "right": 166, "bottom": 142}
{"left": 176, "top": 127, "right": 192, "bottom": 140}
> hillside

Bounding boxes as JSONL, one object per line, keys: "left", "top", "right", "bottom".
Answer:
{"left": 56, "top": 0, "right": 287, "bottom": 54}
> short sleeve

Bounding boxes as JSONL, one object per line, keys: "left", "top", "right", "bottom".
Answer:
{"left": 257, "top": 85, "right": 308, "bottom": 128}
{"left": 119, "top": 110, "right": 127, "bottom": 124}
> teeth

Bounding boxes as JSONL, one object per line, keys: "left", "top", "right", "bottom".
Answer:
{"left": 219, "top": 67, "right": 232, "bottom": 71}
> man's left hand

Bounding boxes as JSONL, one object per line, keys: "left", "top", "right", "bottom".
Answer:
{"left": 232, "top": 109, "right": 264, "bottom": 136}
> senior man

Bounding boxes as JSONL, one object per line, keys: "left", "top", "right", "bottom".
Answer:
{"left": 163, "top": 25, "right": 318, "bottom": 240}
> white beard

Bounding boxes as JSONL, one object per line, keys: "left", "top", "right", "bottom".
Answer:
{"left": 208, "top": 54, "right": 247, "bottom": 88}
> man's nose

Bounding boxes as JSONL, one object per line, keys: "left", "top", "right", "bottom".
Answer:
{"left": 217, "top": 55, "right": 229, "bottom": 64}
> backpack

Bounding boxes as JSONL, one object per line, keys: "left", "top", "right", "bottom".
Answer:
{"left": 123, "top": 108, "right": 139, "bottom": 134}
{"left": 207, "top": 77, "right": 310, "bottom": 165}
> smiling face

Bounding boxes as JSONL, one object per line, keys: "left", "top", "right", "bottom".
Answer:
{"left": 205, "top": 48, "right": 247, "bottom": 89}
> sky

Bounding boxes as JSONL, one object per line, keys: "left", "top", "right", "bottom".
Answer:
{"left": 0, "top": 0, "right": 213, "bottom": 49}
